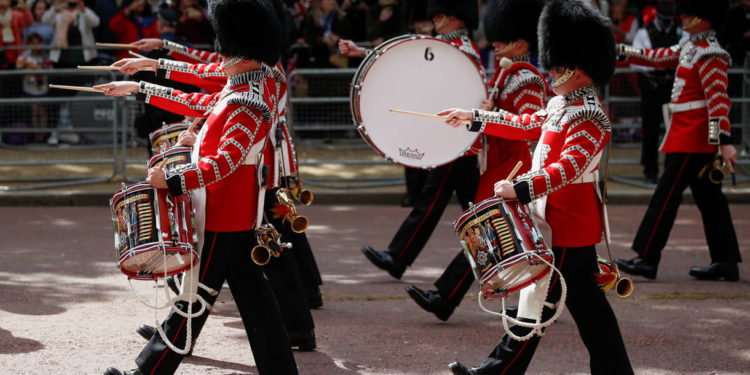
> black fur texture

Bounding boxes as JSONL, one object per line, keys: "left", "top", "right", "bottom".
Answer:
{"left": 675, "top": 0, "right": 728, "bottom": 27}
{"left": 210, "top": 0, "right": 281, "bottom": 65}
{"left": 427, "top": 0, "right": 479, "bottom": 29}
{"left": 484, "top": 0, "right": 544, "bottom": 55}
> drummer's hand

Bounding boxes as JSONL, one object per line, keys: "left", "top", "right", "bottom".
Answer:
{"left": 479, "top": 99, "right": 493, "bottom": 111}
{"left": 720, "top": 144, "right": 737, "bottom": 173}
{"left": 338, "top": 39, "right": 365, "bottom": 58}
{"left": 436, "top": 108, "right": 473, "bottom": 128}
{"left": 94, "top": 81, "right": 139, "bottom": 96}
{"left": 131, "top": 38, "right": 164, "bottom": 51}
{"left": 494, "top": 180, "right": 518, "bottom": 199}
{"left": 111, "top": 57, "right": 157, "bottom": 75}
{"left": 146, "top": 167, "right": 168, "bottom": 189}
{"left": 176, "top": 131, "right": 196, "bottom": 147}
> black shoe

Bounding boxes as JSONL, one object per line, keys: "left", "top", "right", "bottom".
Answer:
{"left": 405, "top": 285, "right": 455, "bottom": 321}
{"left": 166, "top": 275, "right": 180, "bottom": 295}
{"left": 689, "top": 263, "right": 739, "bottom": 281}
{"left": 614, "top": 257, "right": 657, "bottom": 280}
{"left": 360, "top": 246, "right": 406, "bottom": 279}
{"left": 644, "top": 175, "right": 658, "bottom": 185}
{"left": 448, "top": 362, "right": 477, "bottom": 375}
{"left": 288, "top": 329, "right": 316, "bottom": 351}
{"left": 104, "top": 368, "right": 142, "bottom": 375}
{"left": 136, "top": 325, "right": 155, "bottom": 341}
{"left": 307, "top": 286, "right": 323, "bottom": 309}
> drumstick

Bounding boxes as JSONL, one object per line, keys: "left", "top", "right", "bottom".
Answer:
{"left": 506, "top": 161, "right": 523, "bottom": 181}
{"left": 96, "top": 42, "right": 136, "bottom": 48}
{"left": 129, "top": 51, "right": 149, "bottom": 59}
{"left": 49, "top": 84, "right": 105, "bottom": 93}
{"left": 186, "top": 118, "right": 202, "bottom": 133}
{"left": 77, "top": 65, "right": 155, "bottom": 72}
{"left": 389, "top": 109, "right": 470, "bottom": 124}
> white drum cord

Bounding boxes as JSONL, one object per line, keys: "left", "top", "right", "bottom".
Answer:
{"left": 477, "top": 251, "right": 567, "bottom": 341}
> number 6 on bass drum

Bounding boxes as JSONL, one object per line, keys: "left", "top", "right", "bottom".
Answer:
{"left": 350, "top": 35, "right": 486, "bottom": 169}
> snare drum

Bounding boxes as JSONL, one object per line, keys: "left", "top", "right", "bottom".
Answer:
{"left": 149, "top": 121, "right": 190, "bottom": 154}
{"left": 453, "top": 197, "right": 554, "bottom": 299}
{"left": 147, "top": 146, "right": 192, "bottom": 171}
{"left": 350, "top": 35, "right": 486, "bottom": 168}
{"left": 110, "top": 182, "right": 198, "bottom": 280}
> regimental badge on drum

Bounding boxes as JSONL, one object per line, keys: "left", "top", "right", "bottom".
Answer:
{"left": 398, "top": 147, "right": 425, "bottom": 160}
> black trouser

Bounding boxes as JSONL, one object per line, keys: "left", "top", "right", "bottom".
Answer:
{"left": 637, "top": 74, "right": 672, "bottom": 179}
{"left": 404, "top": 166, "right": 429, "bottom": 202}
{"left": 434, "top": 250, "right": 474, "bottom": 306}
{"left": 266, "top": 188, "right": 323, "bottom": 293}
{"left": 475, "top": 246, "right": 633, "bottom": 375}
{"left": 386, "top": 155, "right": 479, "bottom": 266}
{"left": 262, "top": 188, "right": 315, "bottom": 333}
{"left": 632, "top": 153, "right": 742, "bottom": 265}
{"left": 135, "top": 230, "right": 298, "bottom": 375}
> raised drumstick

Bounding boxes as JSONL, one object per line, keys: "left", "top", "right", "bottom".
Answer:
{"left": 389, "top": 108, "right": 470, "bottom": 124}
{"left": 96, "top": 42, "right": 136, "bottom": 48}
{"left": 48, "top": 84, "right": 106, "bottom": 93}
{"left": 506, "top": 161, "right": 523, "bottom": 181}
{"left": 77, "top": 65, "right": 155, "bottom": 72}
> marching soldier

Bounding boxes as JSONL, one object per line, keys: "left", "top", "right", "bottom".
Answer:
{"left": 614, "top": 0, "right": 741, "bottom": 282}
{"left": 438, "top": 0, "right": 633, "bottom": 373}
{"left": 340, "top": 0, "right": 482, "bottom": 282}
{"left": 96, "top": 0, "right": 299, "bottom": 374}
{"left": 405, "top": 0, "right": 546, "bottom": 322}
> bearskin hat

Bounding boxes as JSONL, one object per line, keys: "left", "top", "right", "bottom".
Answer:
{"left": 675, "top": 0, "right": 728, "bottom": 26}
{"left": 427, "top": 0, "right": 479, "bottom": 29}
{"left": 484, "top": 0, "right": 544, "bottom": 55}
{"left": 210, "top": 0, "right": 281, "bottom": 65}
{"left": 406, "top": 0, "right": 430, "bottom": 24}
{"left": 538, "top": 0, "right": 616, "bottom": 86}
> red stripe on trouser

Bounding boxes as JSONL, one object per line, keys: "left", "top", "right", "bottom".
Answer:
{"left": 447, "top": 268, "right": 472, "bottom": 301}
{"left": 397, "top": 164, "right": 454, "bottom": 259}
{"left": 151, "top": 233, "right": 219, "bottom": 374}
{"left": 500, "top": 339, "right": 530, "bottom": 375}
{"left": 641, "top": 156, "right": 690, "bottom": 257}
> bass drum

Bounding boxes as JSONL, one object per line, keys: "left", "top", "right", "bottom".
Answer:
{"left": 351, "top": 35, "right": 486, "bottom": 169}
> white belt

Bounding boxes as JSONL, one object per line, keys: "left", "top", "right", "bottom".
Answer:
{"left": 573, "top": 171, "right": 598, "bottom": 184}
{"left": 669, "top": 100, "right": 706, "bottom": 114}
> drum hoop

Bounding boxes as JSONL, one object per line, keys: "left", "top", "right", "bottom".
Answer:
{"left": 480, "top": 249, "right": 554, "bottom": 299}
{"left": 350, "top": 34, "right": 486, "bottom": 169}
{"left": 147, "top": 146, "right": 193, "bottom": 169}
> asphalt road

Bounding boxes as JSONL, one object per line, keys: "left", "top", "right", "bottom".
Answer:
{"left": 0, "top": 204, "right": 748, "bottom": 375}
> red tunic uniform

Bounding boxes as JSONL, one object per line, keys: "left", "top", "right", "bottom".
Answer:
{"left": 136, "top": 70, "right": 271, "bottom": 232}
{"left": 471, "top": 85, "right": 610, "bottom": 247}
{"left": 475, "top": 57, "right": 546, "bottom": 201}
{"left": 620, "top": 30, "right": 732, "bottom": 153}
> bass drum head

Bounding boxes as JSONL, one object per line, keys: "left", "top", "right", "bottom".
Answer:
{"left": 353, "top": 36, "right": 485, "bottom": 168}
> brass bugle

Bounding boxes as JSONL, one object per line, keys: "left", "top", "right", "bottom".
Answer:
{"left": 276, "top": 188, "right": 309, "bottom": 233}
{"left": 296, "top": 189, "right": 314, "bottom": 206}
{"left": 251, "top": 244, "right": 274, "bottom": 266}
{"left": 615, "top": 276, "right": 634, "bottom": 298}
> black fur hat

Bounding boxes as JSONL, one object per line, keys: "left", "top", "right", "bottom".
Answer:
{"left": 538, "top": 0, "right": 616, "bottom": 86}
{"left": 406, "top": 0, "right": 430, "bottom": 24}
{"left": 675, "top": 0, "right": 728, "bottom": 26}
{"left": 210, "top": 0, "right": 281, "bottom": 65}
{"left": 427, "top": 0, "right": 479, "bottom": 29}
{"left": 484, "top": 0, "right": 544, "bottom": 55}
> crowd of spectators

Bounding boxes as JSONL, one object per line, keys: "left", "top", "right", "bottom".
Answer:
{"left": 0, "top": 0, "right": 749, "bottom": 145}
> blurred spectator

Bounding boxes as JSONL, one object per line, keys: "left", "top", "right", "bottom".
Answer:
{"left": 341, "top": 0, "right": 369, "bottom": 42}
{"left": 175, "top": 0, "right": 210, "bottom": 44}
{"left": 0, "top": 0, "right": 33, "bottom": 69}
{"left": 299, "top": 0, "right": 353, "bottom": 68}
{"left": 631, "top": 0, "right": 683, "bottom": 183}
{"left": 23, "top": 0, "right": 54, "bottom": 45}
{"left": 16, "top": 32, "right": 52, "bottom": 142}
{"left": 287, "top": 0, "right": 312, "bottom": 30}
{"left": 366, "top": 0, "right": 407, "bottom": 46}
{"left": 611, "top": 0, "right": 639, "bottom": 44}
{"left": 722, "top": 0, "right": 750, "bottom": 66}
{"left": 42, "top": 0, "right": 99, "bottom": 66}
{"left": 92, "top": 0, "right": 120, "bottom": 62}
{"left": 109, "top": 0, "right": 158, "bottom": 59}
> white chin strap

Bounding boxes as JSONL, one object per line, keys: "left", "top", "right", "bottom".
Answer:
{"left": 222, "top": 57, "right": 243, "bottom": 69}
{"left": 494, "top": 41, "right": 517, "bottom": 58}
{"left": 684, "top": 17, "right": 702, "bottom": 31}
{"left": 551, "top": 68, "right": 574, "bottom": 89}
